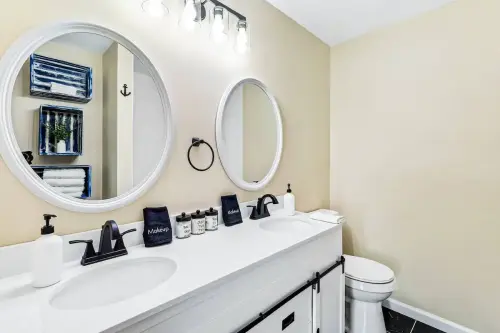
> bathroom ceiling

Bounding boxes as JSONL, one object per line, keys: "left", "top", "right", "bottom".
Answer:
{"left": 264, "top": 0, "right": 455, "bottom": 46}
{"left": 52, "top": 33, "right": 113, "bottom": 54}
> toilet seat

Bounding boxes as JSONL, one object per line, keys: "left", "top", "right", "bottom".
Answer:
{"left": 344, "top": 255, "right": 396, "bottom": 293}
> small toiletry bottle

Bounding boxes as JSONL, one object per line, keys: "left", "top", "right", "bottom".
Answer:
{"left": 176, "top": 212, "right": 192, "bottom": 239}
{"left": 191, "top": 210, "right": 206, "bottom": 235}
{"left": 284, "top": 184, "right": 295, "bottom": 216}
{"left": 32, "top": 214, "right": 63, "bottom": 288}
{"left": 205, "top": 207, "right": 219, "bottom": 231}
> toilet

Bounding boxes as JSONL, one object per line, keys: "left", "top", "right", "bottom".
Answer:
{"left": 344, "top": 255, "right": 396, "bottom": 333}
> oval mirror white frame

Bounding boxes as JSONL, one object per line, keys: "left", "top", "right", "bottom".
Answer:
{"left": 0, "top": 22, "right": 173, "bottom": 213}
{"left": 216, "top": 78, "right": 283, "bottom": 191}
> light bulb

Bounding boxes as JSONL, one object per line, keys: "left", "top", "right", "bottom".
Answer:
{"left": 142, "top": 0, "right": 168, "bottom": 18}
{"left": 211, "top": 7, "right": 228, "bottom": 44}
{"left": 180, "top": 0, "right": 198, "bottom": 31}
{"left": 235, "top": 21, "right": 249, "bottom": 54}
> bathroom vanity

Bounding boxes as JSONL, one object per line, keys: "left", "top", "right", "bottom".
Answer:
{"left": 0, "top": 214, "right": 344, "bottom": 333}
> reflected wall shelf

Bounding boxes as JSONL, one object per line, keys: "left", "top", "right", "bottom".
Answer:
{"left": 31, "top": 165, "right": 92, "bottom": 199}
{"left": 30, "top": 54, "right": 93, "bottom": 103}
{"left": 38, "top": 105, "right": 83, "bottom": 156}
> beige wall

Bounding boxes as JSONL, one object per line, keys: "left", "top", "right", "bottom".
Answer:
{"left": 102, "top": 43, "right": 135, "bottom": 198}
{"left": 12, "top": 41, "right": 104, "bottom": 199}
{"left": 330, "top": 0, "right": 499, "bottom": 331}
{"left": 243, "top": 84, "right": 276, "bottom": 182}
{"left": 0, "top": 0, "right": 330, "bottom": 245}
{"left": 102, "top": 43, "right": 119, "bottom": 199}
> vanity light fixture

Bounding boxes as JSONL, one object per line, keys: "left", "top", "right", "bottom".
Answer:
{"left": 147, "top": 0, "right": 249, "bottom": 53}
{"left": 210, "top": 6, "right": 228, "bottom": 44}
{"left": 142, "top": 0, "right": 169, "bottom": 18}
{"left": 235, "top": 19, "right": 249, "bottom": 54}
{"left": 180, "top": 0, "right": 199, "bottom": 31}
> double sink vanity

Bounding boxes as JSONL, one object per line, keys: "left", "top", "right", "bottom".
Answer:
{"left": 0, "top": 213, "right": 344, "bottom": 333}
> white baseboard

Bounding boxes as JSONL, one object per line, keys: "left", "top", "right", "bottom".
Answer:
{"left": 383, "top": 298, "right": 478, "bottom": 333}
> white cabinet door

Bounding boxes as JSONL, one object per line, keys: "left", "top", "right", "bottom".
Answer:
{"left": 318, "top": 265, "right": 344, "bottom": 333}
{"left": 247, "top": 286, "right": 313, "bottom": 333}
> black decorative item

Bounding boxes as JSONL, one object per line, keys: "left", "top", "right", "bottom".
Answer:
{"left": 188, "top": 137, "right": 215, "bottom": 172}
{"left": 22, "top": 151, "right": 34, "bottom": 165}
{"left": 143, "top": 207, "right": 172, "bottom": 247}
{"left": 221, "top": 194, "right": 243, "bottom": 227}
{"left": 120, "top": 84, "right": 131, "bottom": 97}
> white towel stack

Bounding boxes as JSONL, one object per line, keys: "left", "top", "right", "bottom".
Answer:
{"left": 309, "top": 209, "right": 346, "bottom": 224}
{"left": 43, "top": 168, "right": 86, "bottom": 198}
{"left": 51, "top": 82, "right": 78, "bottom": 97}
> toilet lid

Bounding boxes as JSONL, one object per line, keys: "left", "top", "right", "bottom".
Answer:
{"left": 344, "top": 255, "right": 395, "bottom": 284}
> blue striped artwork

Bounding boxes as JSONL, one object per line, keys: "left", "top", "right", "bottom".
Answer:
{"left": 30, "top": 54, "right": 93, "bottom": 103}
{"left": 39, "top": 105, "right": 83, "bottom": 156}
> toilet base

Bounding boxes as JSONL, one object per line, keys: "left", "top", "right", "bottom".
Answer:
{"left": 347, "top": 297, "right": 386, "bottom": 333}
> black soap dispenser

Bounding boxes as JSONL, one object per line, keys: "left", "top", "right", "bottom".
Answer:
{"left": 32, "top": 214, "right": 63, "bottom": 288}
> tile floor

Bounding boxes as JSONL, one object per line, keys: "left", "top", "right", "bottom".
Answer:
{"left": 383, "top": 307, "right": 445, "bottom": 333}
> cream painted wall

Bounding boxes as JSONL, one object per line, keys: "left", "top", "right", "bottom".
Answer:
{"left": 12, "top": 41, "right": 104, "bottom": 199}
{"left": 330, "top": 0, "right": 499, "bottom": 331}
{"left": 102, "top": 43, "right": 119, "bottom": 199}
{"left": 0, "top": 0, "right": 330, "bottom": 245}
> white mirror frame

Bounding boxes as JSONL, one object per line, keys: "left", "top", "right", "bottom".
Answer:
{"left": 0, "top": 21, "right": 173, "bottom": 213}
{"left": 216, "top": 78, "right": 283, "bottom": 191}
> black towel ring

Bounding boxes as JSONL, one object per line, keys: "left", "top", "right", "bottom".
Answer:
{"left": 188, "top": 137, "right": 215, "bottom": 172}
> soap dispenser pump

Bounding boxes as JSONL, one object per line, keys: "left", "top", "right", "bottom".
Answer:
{"left": 32, "top": 214, "right": 63, "bottom": 288}
{"left": 284, "top": 184, "right": 296, "bottom": 216}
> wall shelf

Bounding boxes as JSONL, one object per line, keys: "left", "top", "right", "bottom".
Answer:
{"left": 32, "top": 165, "right": 92, "bottom": 199}
{"left": 30, "top": 54, "right": 93, "bottom": 103}
{"left": 38, "top": 105, "right": 83, "bottom": 156}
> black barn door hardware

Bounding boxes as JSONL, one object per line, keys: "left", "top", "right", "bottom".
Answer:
{"left": 234, "top": 256, "right": 345, "bottom": 333}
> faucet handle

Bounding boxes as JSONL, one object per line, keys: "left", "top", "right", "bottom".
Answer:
{"left": 69, "top": 239, "right": 96, "bottom": 262}
{"left": 113, "top": 228, "right": 137, "bottom": 252}
{"left": 247, "top": 205, "right": 259, "bottom": 220}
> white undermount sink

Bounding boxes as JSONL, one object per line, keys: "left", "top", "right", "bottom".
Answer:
{"left": 259, "top": 217, "right": 313, "bottom": 233}
{"left": 50, "top": 257, "right": 177, "bottom": 310}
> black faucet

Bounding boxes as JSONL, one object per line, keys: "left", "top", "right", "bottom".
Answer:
{"left": 70, "top": 220, "right": 136, "bottom": 266}
{"left": 248, "top": 194, "right": 279, "bottom": 220}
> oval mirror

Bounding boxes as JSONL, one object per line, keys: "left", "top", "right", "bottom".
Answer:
{"left": 216, "top": 78, "right": 283, "bottom": 191}
{"left": 0, "top": 23, "right": 173, "bottom": 212}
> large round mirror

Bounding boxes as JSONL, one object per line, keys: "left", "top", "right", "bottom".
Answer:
{"left": 0, "top": 23, "right": 172, "bottom": 212}
{"left": 216, "top": 78, "right": 283, "bottom": 191}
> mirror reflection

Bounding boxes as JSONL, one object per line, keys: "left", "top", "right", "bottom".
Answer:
{"left": 220, "top": 81, "right": 278, "bottom": 184}
{"left": 12, "top": 33, "right": 168, "bottom": 200}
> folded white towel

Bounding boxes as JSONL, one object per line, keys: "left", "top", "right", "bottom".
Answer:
{"left": 43, "top": 169, "right": 86, "bottom": 179}
{"left": 309, "top": 209, "right": 346, "bottom": 224}
{"left": 51, "top": 186, "right": 85, "bottom": 194}
{"left": 45, "top": 178, "right": 84, "bottom": 187}
{"left": 51, "top": 82, "right": 78, "bottom": 96}
{"left": 65, "top": 192, "right": 84, "bottom": 198}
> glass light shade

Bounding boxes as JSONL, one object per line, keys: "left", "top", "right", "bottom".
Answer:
{"left": 180, "top": 0, "right": 200, "bottom": 31}
{"left": 210, "top": 6, "right": 228, "bottom": 44}
{"left": 235, "top": 20, "right": 249, "bottom": 54}
{"left": 142, "top": 0, "right": 168, "bottom": 18}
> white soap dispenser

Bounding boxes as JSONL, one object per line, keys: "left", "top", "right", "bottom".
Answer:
{"left": 32, "top": 214, "right": 63, "bottom": 288}
{"left": 284, "top": 183, "right": 296, "bottom": 216}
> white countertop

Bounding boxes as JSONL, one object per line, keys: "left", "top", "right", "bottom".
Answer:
{"left": 0, "top": 214, "right": 340, "bottom": 333}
